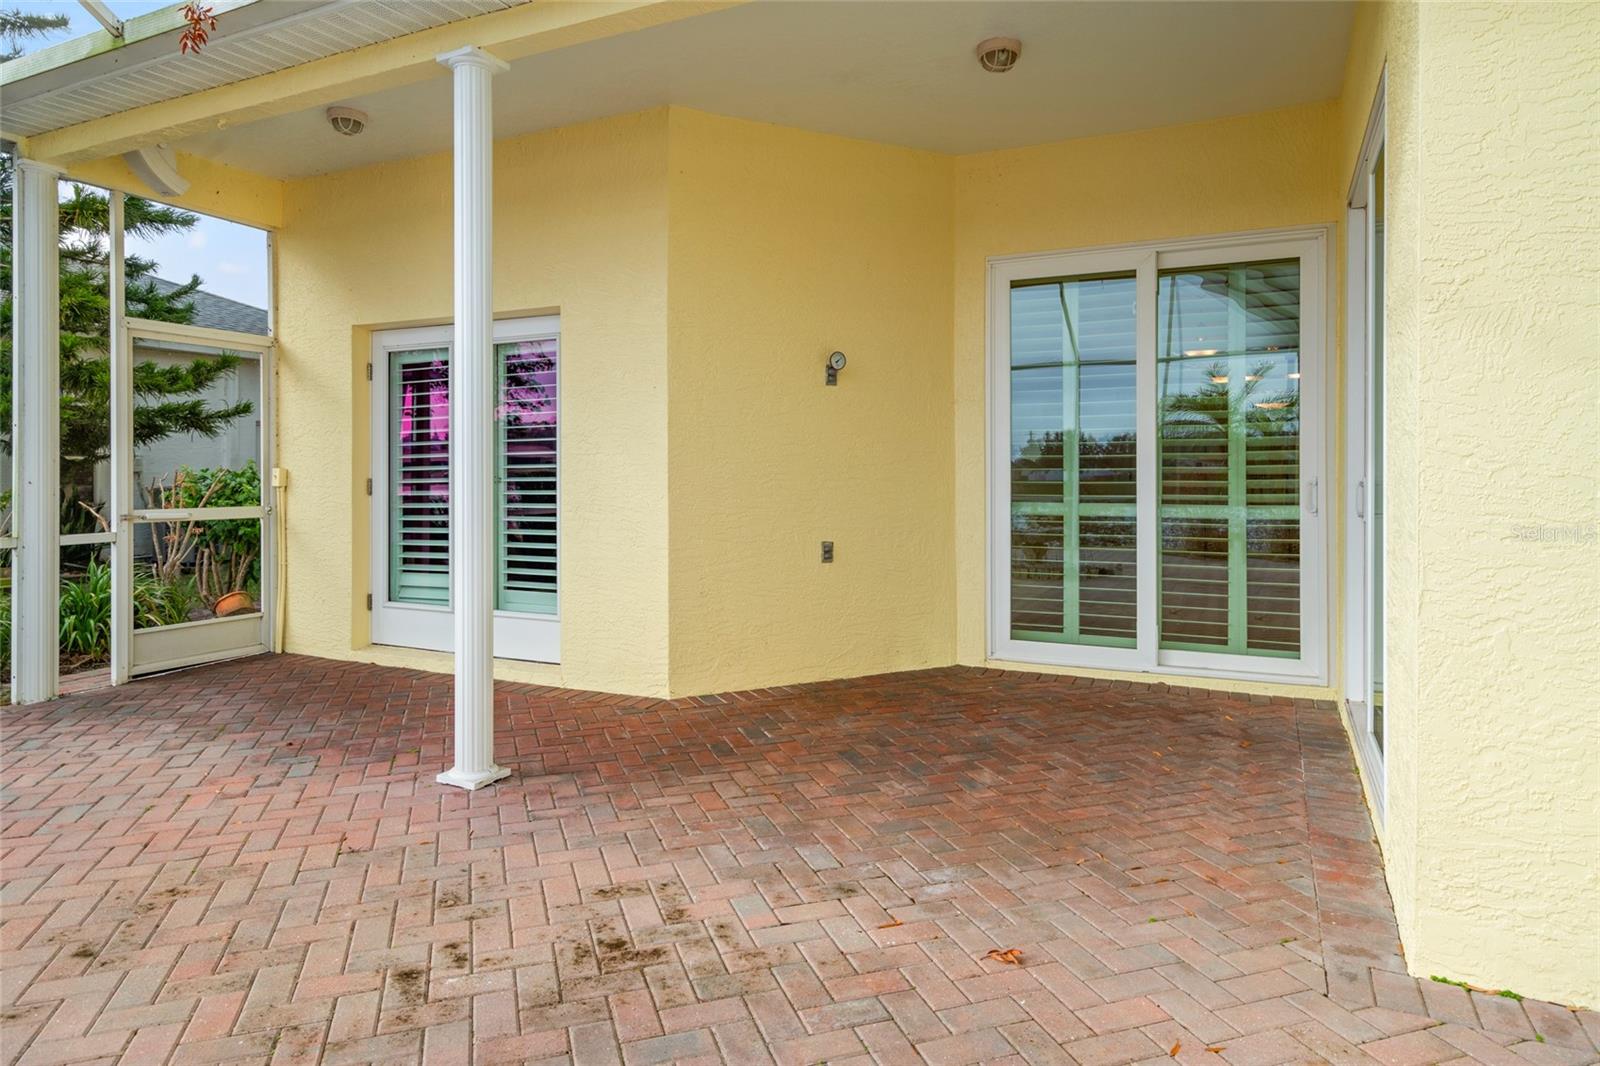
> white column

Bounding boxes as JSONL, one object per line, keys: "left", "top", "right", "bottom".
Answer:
{"left": 11, "top": 159, "right": 62, "bottom": 704}
{"left": 437, "top": 46, "right": 510, "bottom": 791}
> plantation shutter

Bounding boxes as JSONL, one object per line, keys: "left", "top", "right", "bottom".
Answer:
{"left": 496, "top": 339, "right": 558, "bottom": 614}
{"left": 1156, "top": 259, "right": 1301, "bottom": 657}
{"left": 390, "top": 350, "right": 452, "bottom": 606}
{"left": 387, "top": 339, "right": 559, "bottom": 615}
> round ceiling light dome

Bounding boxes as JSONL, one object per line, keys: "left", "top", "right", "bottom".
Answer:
{"left": 976, "top": 36, "right": 1022, "bottom": 73}
{"left": 326, "top": 106, "right": 368, "bottom": 136}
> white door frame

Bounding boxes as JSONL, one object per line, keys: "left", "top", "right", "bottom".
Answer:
{"left": 1343, "top": 72, "right": 1387, "bottom": 819}
{"left": 368, "top": 317, "right": 561, "bottom": 663}
{"left": 986, "top": 225, "right": 1334, "bottom": 687}
{"left": 115, "top": 317, "right": 276, "bottom": 677}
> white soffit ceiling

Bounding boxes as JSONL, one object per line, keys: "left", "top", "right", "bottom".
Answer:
{"left": 175, "top": 0, "right": 1355, "bottom": 179}
{"left": 1, "top": 0, "right": 533, "bottom": 140}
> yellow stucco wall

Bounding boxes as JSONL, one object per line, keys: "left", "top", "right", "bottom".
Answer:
{"left": 66, "top": 151, "right": 284, "bottom": 231}
{"left": 951, "top": 102, "right": 1346, "bottom": 698}
{"left": 274, "top": 109, "right": 673, "bottom": 696}
{"left": 267, "top": 106, "right": 958, "bottom": 699}
{"left": 663, "top": 110, "right": 956, "bottom": 695}
{"left": 1338, "top": 0, "right": 1599, "bottom": 1008}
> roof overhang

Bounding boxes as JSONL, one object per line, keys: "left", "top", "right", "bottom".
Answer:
{"left": 3, "top": 0, "right": 735, "bottom": 165}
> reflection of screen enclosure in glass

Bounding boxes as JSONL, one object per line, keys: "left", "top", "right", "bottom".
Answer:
{"left": 1009, "top": 275, "right": 1137, "bottom": 648}
{"left": 1156, "top": 260, "right": 1301, "bottom": 658}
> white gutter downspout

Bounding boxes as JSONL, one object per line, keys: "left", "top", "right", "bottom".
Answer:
{"left": 435, "top": 45, "right": 509, "bottom": 791}
{"left": 11, "top": 158, "right": 63, "bottom": 704}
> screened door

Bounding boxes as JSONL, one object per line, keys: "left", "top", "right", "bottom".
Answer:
{"left": 117, "top": 318, "right": 275, "bottom": 677}
{"left": 990, "top": 232, "right": 1326, "bottom": 684}
{"left": 369, "top": 318, "right": 559, "bottom": 662}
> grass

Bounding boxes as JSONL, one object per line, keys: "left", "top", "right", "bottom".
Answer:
{"left": 1430, "top": 975, "right": 1525, "bottom": 1001}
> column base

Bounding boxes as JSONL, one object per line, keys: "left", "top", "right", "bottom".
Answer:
{"left": 436, "top": 765, "right": 511, "bottom": 791}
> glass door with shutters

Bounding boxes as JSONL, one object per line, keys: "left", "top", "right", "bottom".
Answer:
{"left": 369, "top": 317, "right": 559, "bottom": 663}
{"left": 990, "top": 232, "right": 1327, "bottom": 684}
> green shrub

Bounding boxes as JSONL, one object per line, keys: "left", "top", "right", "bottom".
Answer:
{"left": 157, "top": 462, "right": 262, "bottom": 604}
{"left": 59, "top": 560, "right": 112, "bottom": 658}
{"left": 133, "top": 567, "right": 198, "bottom": 629}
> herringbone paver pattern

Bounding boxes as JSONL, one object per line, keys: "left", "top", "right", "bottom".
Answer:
{"left": 2, "top": 656, "right": 1593, "bottom": 1065}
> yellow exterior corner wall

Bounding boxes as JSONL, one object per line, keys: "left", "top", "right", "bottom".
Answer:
{"left": 1338, "top": 0, "right": 1600, "bottom": 1008}
{"left": 663, "top": 110, "right": 956, "bottom": 695}
{"left": 274, "top": 108, "right": 672, "bottom": 696}
{"left": 950, "top": 101, "right": 1345, "bottom": 698}
{"left": 271, "top": 105, "right": 958, "bottom": 699}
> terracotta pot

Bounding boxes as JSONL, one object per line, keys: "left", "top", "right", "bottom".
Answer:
{"left": 214, "top": 590, "right": 255, "bottom": 617}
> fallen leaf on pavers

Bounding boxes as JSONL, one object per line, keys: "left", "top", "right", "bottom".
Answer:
{"left": 878, "top": 919, "right": 903, "bottom": 929}
{"left": 983, "top": 948, "right": 1024, "bottom": 965}
{"left": 1205, "top": 1047, "right": 1226, "bottom": 1054}
{"left": 1169, "top": 1042, "right": 1181, "bottom": 1057}
{"left": 1239, "top": 740, "right": 1252, "bottom": 748}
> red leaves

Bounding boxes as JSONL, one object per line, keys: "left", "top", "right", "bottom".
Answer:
{"left": 983, "top": 948, "right": 1024, "bottom": 965}
{"left": 180, "top": 3, "right": 217, "bottom": 54}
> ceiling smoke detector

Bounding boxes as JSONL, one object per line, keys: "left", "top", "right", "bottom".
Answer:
{"left": 326, "top": 106, "right": 368, "bottom": 136}
{"left": 975, "top": 36, "right": 1022, "bottom": 73}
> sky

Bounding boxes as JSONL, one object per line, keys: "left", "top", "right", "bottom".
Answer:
{"left": 13, "top": 1, "right": 271, "bottom": 309}
{"left": 6, "top": 0, "right": 172, "bottom": 51}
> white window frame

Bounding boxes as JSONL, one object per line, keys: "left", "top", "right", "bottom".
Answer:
{"left": 987, "top": 226, "right": 1332, "bottom": 686}
{"left": 1344, "top": 74, "right": 1387, "bottom": 819}
{"left": 369, "top": 316, "right": 560, "bottom": 663}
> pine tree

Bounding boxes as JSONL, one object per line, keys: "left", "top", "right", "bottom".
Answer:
{"left": 0, "top": 8, "right": 70, "bottom": 62}
{"left": 0, "top": 154, "right": 254, "bottom": 501}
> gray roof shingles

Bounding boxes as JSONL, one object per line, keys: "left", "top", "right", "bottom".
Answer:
{"left": 148, "top": 277, "right": 268, "bottom": 336}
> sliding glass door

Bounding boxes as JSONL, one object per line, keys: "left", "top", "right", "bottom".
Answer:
{"left": 1345, "top": 85, "right": 1387, "bottom": 812}
{"left": 990, "top": 232, "right": 1326, "bottom": 683}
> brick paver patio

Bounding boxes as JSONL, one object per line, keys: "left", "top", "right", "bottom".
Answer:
{"left": 2, "top": 655, "right": 1594, "bottom": 1066}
